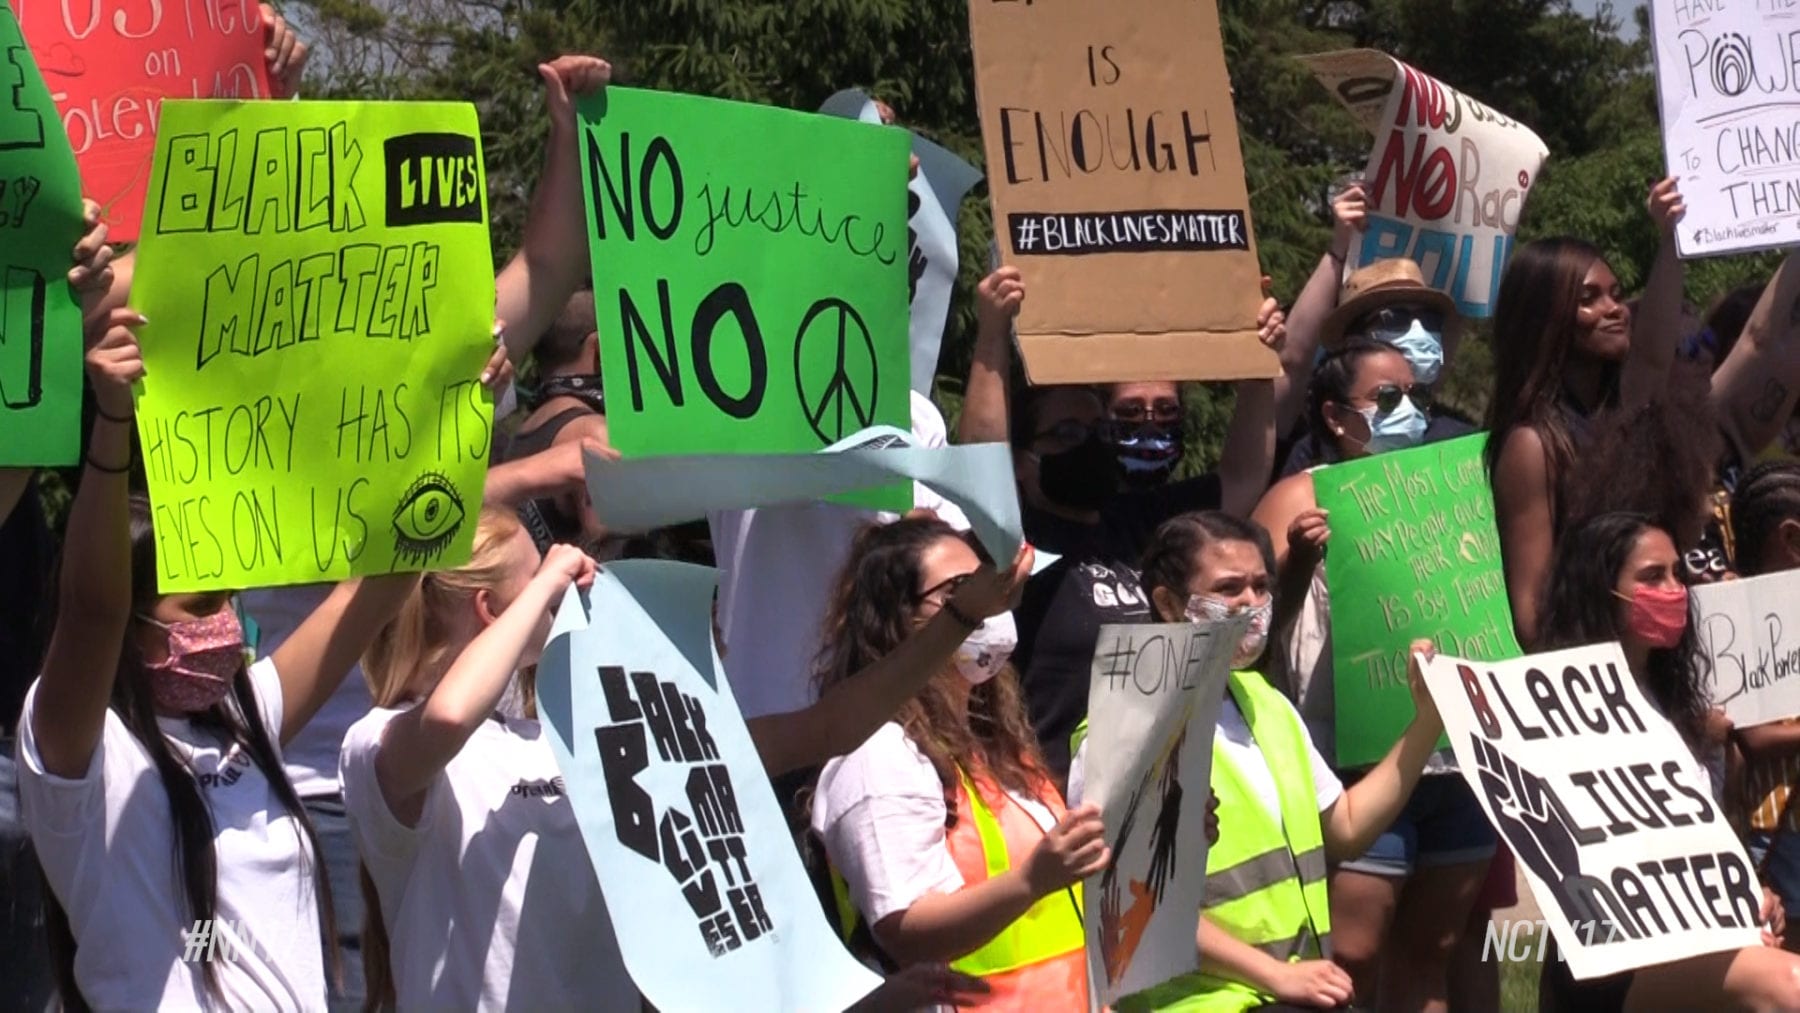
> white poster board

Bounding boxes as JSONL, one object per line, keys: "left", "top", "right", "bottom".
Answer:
{"left": 1696, "top": 569, "right": 1800, "bottom": 727}
{"left": 1302, "top": 50, "right": 1548, "bottom": 317}
{"left": 1080, "top": 620, "right": 1239, "bottom": 1006}
{"left": 1421, "top": 644, "right": 1761, "bottom": 980}
{"left": 1650, "top": 2, "right": 1800, "bottom": 257}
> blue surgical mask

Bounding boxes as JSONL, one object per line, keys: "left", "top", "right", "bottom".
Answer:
{"left": 1359, "top": 396, "right": 1428, "bottom": 453}
{"left": 1385, "top": 319, "right": 1444, "bottom": 385}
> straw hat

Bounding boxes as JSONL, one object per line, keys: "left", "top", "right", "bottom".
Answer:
{"left": 1320, "top": 258, "right": 1459, "bottom": 350}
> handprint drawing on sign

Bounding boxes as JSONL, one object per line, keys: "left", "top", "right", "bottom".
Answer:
{"left": 1470, "top": 734, "right": 1631, "bottom": 945}
{"left": 1097, "top": 727, "right": 1187, "bottom": 985}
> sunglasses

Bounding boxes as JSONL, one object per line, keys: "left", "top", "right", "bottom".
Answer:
{"left": 915, "top": 572, "right": 976, "bottom": 605}
{"left": 1110, "top": 401, "right": 1184, "bottom": 426}
{"left": 1361, "top": 382, "right": 1431, "bottom": 415}
{"left": 1353, "top": 305, "right": 1446, "bottom": 342}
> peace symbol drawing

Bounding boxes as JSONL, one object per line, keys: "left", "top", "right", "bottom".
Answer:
{"left": 793, "top": 297, "right": 880, "bottom": 445}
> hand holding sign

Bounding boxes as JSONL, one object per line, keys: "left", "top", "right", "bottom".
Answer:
{"left": 1648, "top": 177, "right": 1688, "bottom": 239}
{"left": 69, "top": 201, "right": 115, "bottom": 295}
{"left": 539, "top": 55, "right": 612, "bottom": 132}
{"left": 948, "top": 542, "right": 1036, "bottom": 619}
{"left": 1027, "top": 802, "right": 1111, "bottom": 896}
{"left": 84, "top": 308, "right": 147, "bottom": 421}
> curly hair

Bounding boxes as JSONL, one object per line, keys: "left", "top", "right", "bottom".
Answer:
{"left": 1536, "top": 511, "right": 1709, "bottom": 749}
{"left": 1732, "top": 462, "right": 1800, "bottom": 576}
{"left": 1563, "top": 386, "right": 1722, "bottom": 552}
{"left": 810, "top": 516, "right": 1050, "bottom": 814}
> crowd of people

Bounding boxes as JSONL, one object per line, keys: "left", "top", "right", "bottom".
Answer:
{"left": 12, "top": 10, "right": 1800, "bottom": 1013}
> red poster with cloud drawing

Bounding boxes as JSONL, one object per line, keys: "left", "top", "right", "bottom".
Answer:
{"left": 14, "top": 0, "right": 270, "bottom": 242}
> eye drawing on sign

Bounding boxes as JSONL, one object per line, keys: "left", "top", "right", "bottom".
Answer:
{"left": 793, "top": 297, "right": 878, "bottom": 445}
{"left": 391, "top": 471, "right": 467, "bottom": 566}
{"left": 1098, "top": 726, "right": 1187, "bottom": 985}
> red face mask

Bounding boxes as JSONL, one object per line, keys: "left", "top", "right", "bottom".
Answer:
{"left": 1617, "top": 584, "right": 1689, "bottom": 650}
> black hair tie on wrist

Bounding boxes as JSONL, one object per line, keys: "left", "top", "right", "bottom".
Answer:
{"left": 83, "top": 452, "right": 131, "bottom": 474}
{"left": 94, "top": 404, "right": 133, "bottom": 424}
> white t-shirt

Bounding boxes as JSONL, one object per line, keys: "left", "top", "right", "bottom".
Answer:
{"left": 1217, "top": 697, "right": 1344, "bottom": 824}
{"left": 17, "top": 659, "right": 325, "bottom": 1011}
{"left": 339, "top": 705, "right": 633, "bottom": 1011}
{"left": 812, "top": 722, "right": 1057, "bottom": 925}
{"left": 241, "top": 585, "right": 372, "bottom": 799}
{"left": 711, "top": 391, "right": 969, "bottom": 719}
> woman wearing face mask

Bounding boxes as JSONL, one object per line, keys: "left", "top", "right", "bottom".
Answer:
{"left": 1533, "top": 511, "right": 1800, "bottom": 1010}
{"left": 1068, "top": 511, "right": 1441, "bottom": 1011}
{"left": 346, "top": 509, "right": 1030, "bottom": 1008}
{"left": 811, "top": 516, "right": 1105, "bottom": 1011}
{"left": 1250, "top": 339, "right": 1495, "bottom": 1010}
{"left": 16, "top": 313, "right": 465, "bottom": 1009}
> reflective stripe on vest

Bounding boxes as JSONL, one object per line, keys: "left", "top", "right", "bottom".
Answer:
{"left": 1203, "top": 670, "right": 1332, "bottom": 962}
{"left": 949, "top": 767, "right": 1087, "bottom": 977}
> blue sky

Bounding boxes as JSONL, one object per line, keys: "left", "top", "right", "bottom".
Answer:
{"left": 1575, "top": 0, "right": 1645, "bottom": 37}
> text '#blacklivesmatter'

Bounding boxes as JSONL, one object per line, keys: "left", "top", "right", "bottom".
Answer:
{"left": 593, "top": 665, "right": 774, "bottom": 956}
{"left": 149, "top": 124, "right": 480, "bottom": 370}
{"left": 1007, "top": 209, "right": 1249, "bottom": 256}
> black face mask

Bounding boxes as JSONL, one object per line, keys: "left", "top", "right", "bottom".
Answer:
{"left": 1037, "top": 436, "right": 1123, "bottom": 511}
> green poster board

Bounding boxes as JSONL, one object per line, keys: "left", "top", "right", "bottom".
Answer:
{"left": 1313, "top": 433, "right": 1522, "bottom": 767}
{"left": 131, "top": 99, "right": 495, "bottom": 592}
{"left": 0, "top": 0, "right": 86, "bottom": 465}
{"left": 576, "top": 88, "right": 911, "bottom": 508}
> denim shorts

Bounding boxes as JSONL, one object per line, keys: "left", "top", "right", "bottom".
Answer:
{"left": 1338, "top": 772, "right": 1497, "bottom": 877}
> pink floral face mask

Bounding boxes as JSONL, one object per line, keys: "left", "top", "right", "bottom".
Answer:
{"left": 137, "top": 609, "right": 244, "bottom": 713}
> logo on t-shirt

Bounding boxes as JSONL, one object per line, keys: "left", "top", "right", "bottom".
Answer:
{"left": 196, "top": 745, "right": 253, "bottom": 790}
{"left": 1081, "top": 562, "right": 1147, "bottom": 611}
{"left": 509, "top": 777, "right": 567, "bottom": 799}
{"left": 595, "top": 666, "right": 775, "bottom": 957}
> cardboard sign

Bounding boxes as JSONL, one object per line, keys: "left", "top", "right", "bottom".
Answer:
{"left": 1312, "top": 435, "right": 1522, "bottom": 766}
{"left": 576, "top": 88, "right": 911, "bottom": 465}
{"left": 130, "top": 99, "right": 495, "bottom": 592}
{"left": 967, "top": 0, "right": 1276, "bottom": 384}
{"left": 1696, "top": 570, "right": 1800, "bottom": 727}
{"left": 1081, "top": 621, "right": 1238, "bottom": 1007}
{"left": 17, "top": 0, "right": 271, "bottom": 242}
{"left": 0, "top": 0, "right": 85, "bottom": 466}
{"left": 537, "top": 561, "right": 883, "bottom": 1012}
{"left": 1423, "top": 644, "right": 1762, "bottom": 980}
{"left": 1303, "top": 50, "right": 1548, "bottom": 318}
{"left": 1649, "top": 3, "right": 1800, "bottom": 257}
{"left": 820, "top": 89, "right": 982, "bottom": 394}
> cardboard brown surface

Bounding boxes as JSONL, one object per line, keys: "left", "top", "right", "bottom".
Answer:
{"left": 968, "top": 0, "right": 1277, "bottom": 384}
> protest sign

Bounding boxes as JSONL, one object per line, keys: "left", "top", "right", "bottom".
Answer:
{"left": 1422, "top": 644, "right": 1763, "bottom": 979}
{"left": 1080, "top": 621, "right": 1238, "bottom": 1007}
{"left": 537, "top": 560, "right": 883, "bottom": 1012}
{"left": 0, "top": 0, "right": 85, "bottom": 466}
{"left": 1649, "top": 3, "right": 1800, "bottom": 256}
{"left": 585, "top": 425, "right": 1020, "bottom": 565}
{"left": 577, "top": 88, "right": 911, "bottom": 462}
{"left": 966, "top": 0, "right": 1277, "bottom": 385}
{"left": 1302, "top": 50, "right": 1547, "bottom": 317}
{"left": 17, "top": 0, "right": 270, "bottom": 242}
{"left": 130, "top": 99, "right": 495, "bottom": 592}
{"left": 1695, "top": 569, "right": 1800, "bottom": 727}
{"left": 1312, "top": 434, "right": 1521, "bottom": 766}
{"left": 820, "top": 89, "right": 982, "bottom": 394}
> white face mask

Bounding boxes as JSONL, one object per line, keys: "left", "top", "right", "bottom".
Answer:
{"left": 955, "top": 612, "right": 1018, "bottom": 685}
{"left": 1184, "top": 594, "right": 1273, "bottom": 669}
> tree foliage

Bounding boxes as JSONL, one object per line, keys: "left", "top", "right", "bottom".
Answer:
{"left": 282, "top": 0, "right": 1776, "bottom": 458}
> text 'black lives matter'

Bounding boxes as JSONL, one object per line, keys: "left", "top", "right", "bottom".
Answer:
{"left": 593, "top": 664, "right": 775, "bottom": 957}
{"left": 384, "top": 133, "right": 482, "bottom": 227}
{"left": 1008, "top": 209, "right": 1249, "bottom": 256}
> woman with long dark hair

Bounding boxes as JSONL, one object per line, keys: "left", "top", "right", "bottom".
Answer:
{"left": 1535, "top": 511, "right": 1800, "bottom": 1009}
{"left": 811, "top": 516, "right": 1104, "bottom": 1011}
{"left": 15, "top": 314, "right": 480, "bottom": 1008}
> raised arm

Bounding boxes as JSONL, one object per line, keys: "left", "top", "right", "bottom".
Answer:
{"left": 1620, "top": 177, "right": 1687, "bottom": 410}
{"left": 270, "top": 575, "right": 420, "bottom": 745}
{"left": 958, "top": 267, "right": 1023, "bottom": 445}
{"left": 493, "top": 55, "right": 612, "bottom": 361}
{"left": 1250, "top": 472, "right": 1328, "bottom": 640}
{"left": 1217, "top": 298, "right": 1287, "bottom": 517}
{"left": 1320, "top": 641, "right": 1441, "bottom": 859}
{"left": 31, "top": 308, "right": 144, "bottom": 777}
{"left": 373, "top": 544, "right": 596, "bottom": 824}
{"left": 483, "top": 435, "right": 613, "bottom": 510}
{"left": 1277, "top": 184, "right": 1367, "bottom": 433}
{"left": 1711, "top": 251, "right": 1800, "bottom": 463}
{"left": 746, "top": 544, "right": 1033, "bottom": 776}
